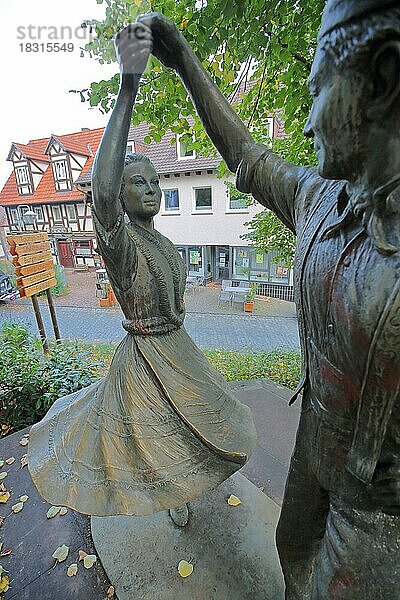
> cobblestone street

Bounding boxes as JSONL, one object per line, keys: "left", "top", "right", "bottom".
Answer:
{"left": 0, "top": 302, "right": 299, "bottom": 351}
{"left": 1, "top": 268, "right": 300, "bottom": 351}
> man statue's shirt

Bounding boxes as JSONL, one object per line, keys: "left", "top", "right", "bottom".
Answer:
{"left": 237, "top": 142, "right": 400, "bottom": 490}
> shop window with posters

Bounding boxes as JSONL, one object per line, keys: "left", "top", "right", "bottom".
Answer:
{"left": 269, "top": 262, "right": 290, "bottom": 284}
{"left": 250, "top": 251, "right": 270, "bottom": 281}
{"left": 188, "top": 246, "right": 203, "bottom": 275}
{"left": 233, "top": 247, "right": 250, "bottom": 280}
{"left": 233, "top": 247, "right": 290, "bottom": 284}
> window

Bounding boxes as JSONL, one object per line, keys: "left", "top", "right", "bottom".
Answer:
{"left": 232, "top": 247, "right": 290, "bottom": 285}
{"left": 9, "top": 208, "right": 18, "bottom": 225}
{"left": 16, "top": 166, "right": 29, "bottom": 185}
{"left": 126, "top": 144, "right": 133, "bottom": 153}
{"left": 188, "top": 246, "right": 203, "bottom": 275}
{"left": 15, "top": 164, "right": 33, "bottom": 195}
{"left": 18, "top": 205, "right": 30, "bottom": 219}
{"left": 194, "top": 187, "right": 212, "bottom": 211}
{"left": 177, "top": 134, "right": 195, "bottom": 160}
{"left": 266, "top": 117, "right": 274, "bottom": 139}
{"left": 34, "top": 207, "right": 44, "bottom": 222}
{"left": 52, "top": 205, "right": 62, "bottom": 222}
{"left": 66, "top": 204, "right": 77, "bottom": 221}
{"left": 227, "top": 186, "right": 248, "bottom": 210}
{"left": 163, "top": 189, "right": 179, "bottom": 212}
{"left": 233, "top": 247, "right": 250, "bottom": 280}
{"left": 54, "top": 161, "right": 67, "bottom": 180}
{"left": 52, "top": 158, "right": 72, "bottom": 191}
{"left": 74, "top": 240, "right": 92, "bottom": 256}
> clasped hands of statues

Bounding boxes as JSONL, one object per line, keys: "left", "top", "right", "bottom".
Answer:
{"left": 115, "top": 14, "right": 184, "bottom": 82}
{"left": 114, "top": 14, "right": 400, "bottom": 517}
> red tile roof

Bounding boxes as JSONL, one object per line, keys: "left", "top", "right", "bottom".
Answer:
{"left": 0, "top": 128, "right": 104, "bottom": 206}
{"left": 10, "top": 143, "right": 50, "bottom": 163}
{"left": 46, "top": 135, "right": 92, "bottom": 157}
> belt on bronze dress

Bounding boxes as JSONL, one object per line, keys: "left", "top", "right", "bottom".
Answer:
{"left": 122, "top": 319, "right": 182, "bottom": 336}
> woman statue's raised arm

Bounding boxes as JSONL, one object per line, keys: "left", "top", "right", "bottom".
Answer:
{"left": 92, "top": 23, "right": 152, "bottom": 230}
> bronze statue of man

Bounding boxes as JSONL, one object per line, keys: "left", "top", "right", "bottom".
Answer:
{"left": 140, "top": 1, "right": 400, "bottom": 597}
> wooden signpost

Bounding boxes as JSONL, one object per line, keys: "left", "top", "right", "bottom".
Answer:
{"left": 7, "top": 232, "right": 61, "bottom": 353}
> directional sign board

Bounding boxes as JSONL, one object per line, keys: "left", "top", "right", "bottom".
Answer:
{"left": 7, "top": 232, "right": 56, "bottom": 298}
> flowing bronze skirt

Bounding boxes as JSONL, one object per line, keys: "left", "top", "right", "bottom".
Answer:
{"left": 28, "top": 327, "right": 257, "bottom": 516}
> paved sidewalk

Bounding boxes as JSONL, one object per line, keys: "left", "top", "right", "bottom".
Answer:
{"left": 0, "top": 303, "right": 299, "bottom": 351}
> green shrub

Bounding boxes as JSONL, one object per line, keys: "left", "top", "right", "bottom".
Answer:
{"left": 0, "top": 321, "right": 103, "bottom": 437}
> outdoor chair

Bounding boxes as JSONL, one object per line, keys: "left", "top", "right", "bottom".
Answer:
{"left": 238, "top": 281, "right": 250, "bottom": 288}
{"left": 221, "top": 279, "right": 232, "bottom": 290}
{"left": 195, "top": 276, "right": 205, "bottom": 286}
{"left": 185, "top": 280, "right": 196, "bottom": 295}
{"left": 218, "top": 289, "right": 233, "bottom": 307}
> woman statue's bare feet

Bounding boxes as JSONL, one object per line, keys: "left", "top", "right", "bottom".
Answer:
{"left": 169, "top": 503, "right": 189, "bottom": 527}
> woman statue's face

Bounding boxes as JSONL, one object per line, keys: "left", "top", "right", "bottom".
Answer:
{"left": 122, "top": 161, "right": 161, "bottom": 220}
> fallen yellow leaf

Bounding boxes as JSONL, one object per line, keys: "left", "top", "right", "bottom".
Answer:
{"left": 0, "top": 574, "right": 9, "bottom": 593}
{"left": 20, "top": 495, "right": 29, "bottom": 503}
{"left": 227, "top": 494, "right": 242, "bottom": 506}
{"left": 78, "top": 550, "right": 87, "bottom": 561}
{"left": 52, "top": 544, "right": 69, "bottom": 563}
{"left": 177, "top": 560, "right": 194, "bottom": 578}
{"left": 20, "top": 454, "right": 28, "bottom": 468}
{"left": 5, "top": 457, "right": 15, "bottom": 465}
{"left": 47, "top": 506, "right": 61, "bottom": 519}
{"left": 67, "top": 563, "right": 78, "bottom": 577}
{"left": 12, "top": 501, "right": 24, "bottom": 513}
{"left": 0, "top": 461, "right": 4, "bottom": 468}
{"left": 107, "top": 585, "right": 115, "bottom": 598}
{"left": 59, "top": 507, "right": 68, "bottom": 516}
{"left": 0, "top": 472, "right": 7, "bottom": 481}
{"left": 0, "top": 492, "right": 10, "bottom": 504}
{"left": 83, "top": 554, "right": 97, "bottom": 569}
{"left": 19, "top": 437, "right": 29, "bottom": 446}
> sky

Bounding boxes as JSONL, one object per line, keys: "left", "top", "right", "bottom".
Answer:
{"left": 0, "top": 0, "right": 118, "bottom": 188}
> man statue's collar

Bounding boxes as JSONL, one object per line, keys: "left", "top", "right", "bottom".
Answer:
{"left": 321, "top": 177, "right": 400, "bottom": 255}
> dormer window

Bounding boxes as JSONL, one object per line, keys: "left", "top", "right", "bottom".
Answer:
{"left": 177, "top": 134, "right": 196, "bottom": 160}
{"left": 52, "top": 158, "right": 72, "bottom": 191}
{"left": 15, "top": 163, "right": 33, "bottom": 195}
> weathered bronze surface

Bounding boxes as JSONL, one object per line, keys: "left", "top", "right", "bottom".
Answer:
{"left": 137, "top": 2, "right": 400, "bottom": 597}
{"left": 27, "top": 23, "right": 257, "bottom": 518}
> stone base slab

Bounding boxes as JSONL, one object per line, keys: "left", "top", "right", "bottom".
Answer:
{"left": 91, "top": 472, "right": 284, "bottom": 600}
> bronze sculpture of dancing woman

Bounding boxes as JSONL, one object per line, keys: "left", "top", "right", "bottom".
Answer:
{"left": 28, "top": 23, "right": 257, "bottom": 526}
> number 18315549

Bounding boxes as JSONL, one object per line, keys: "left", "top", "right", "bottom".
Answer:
{"left": 19, "top": 42, "right": 74, "bottom": 52}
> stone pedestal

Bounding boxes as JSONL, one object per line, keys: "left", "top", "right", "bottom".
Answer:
{"left": 91, "top": 472, "right": 284, "bottom": 599}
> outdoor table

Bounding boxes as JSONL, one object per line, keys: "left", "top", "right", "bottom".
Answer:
{"left": 223, "top": 286, "right": 251, "bottom": 295}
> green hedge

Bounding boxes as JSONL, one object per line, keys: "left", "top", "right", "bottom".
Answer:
{"left": 0, "top": 322, "right": 103, "bottom": 437}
